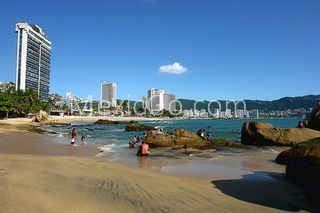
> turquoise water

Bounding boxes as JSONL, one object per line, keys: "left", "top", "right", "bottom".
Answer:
{"left": 44, "top": 118, "right": 300, "bottom": 177}
{"left": 46, "top": 118, "right": 300, "bottom": 152}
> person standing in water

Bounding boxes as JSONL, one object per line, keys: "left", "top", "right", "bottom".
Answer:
{"left": 81, "top": 129, "right": 85, "bottom": 145}
{"left": 70, "top": 128, "right": 78, "bottom": 145}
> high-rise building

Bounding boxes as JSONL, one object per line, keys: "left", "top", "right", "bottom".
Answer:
{"left": 145, "top": 88, "right": 176, "bottom": 112}
{"left": 15, "top": 23, "right": 52, "bottom": 100}
{"left": 101, "top": 81, "right": 117, "bottom": 107}
{"left": 163, "top": 93, "right": 176, "bottom": 112}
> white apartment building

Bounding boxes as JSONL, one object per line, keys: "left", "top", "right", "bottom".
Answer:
{"left": 15, "top": 23, "right": 52, "bottom": 100}
{"left": 145, "top": 88, "right": 176, "bottom": 112}
{"left": 101, "top": 81, "right": 117, "bottom": 107}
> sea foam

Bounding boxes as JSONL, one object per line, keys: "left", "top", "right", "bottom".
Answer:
{"left": 97, "top": 144, "right": 116, "bottom": 153}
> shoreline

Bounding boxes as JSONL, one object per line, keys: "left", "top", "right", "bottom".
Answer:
{"left": 0, "top": 119, "right": 318, "bottom": 212}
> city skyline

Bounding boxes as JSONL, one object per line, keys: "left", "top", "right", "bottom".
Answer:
{"left": 0, "top": 0, "right": 319, "bottom": 101}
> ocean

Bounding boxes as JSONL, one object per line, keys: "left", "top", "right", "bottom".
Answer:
{"left": 44, "top": 118, "right": 300, "bottom": 178}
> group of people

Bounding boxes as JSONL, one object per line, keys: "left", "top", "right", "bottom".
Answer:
{"left": 128, "top": 134, "right": 150, "bottom": 157}
{"left": 70, "top": 128, "right": 86, "bottom": 146}
{"left": 197, "top": 129, "right": 212, "bottom": 142}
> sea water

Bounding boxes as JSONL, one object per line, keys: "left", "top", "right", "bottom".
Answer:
{"left": 45, "top": 118, "right": 300, "bottom": 178}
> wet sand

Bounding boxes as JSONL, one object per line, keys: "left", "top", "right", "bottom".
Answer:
{"left": 0, "top": 125, "right": 318, "bottom": 212}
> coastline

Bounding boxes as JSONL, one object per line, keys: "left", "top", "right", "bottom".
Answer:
{"left": 0, "top": 118, "right": 318, "bottom": 212}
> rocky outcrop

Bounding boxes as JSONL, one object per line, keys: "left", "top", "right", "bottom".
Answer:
{"left": 305, "top": 104, "right": 320, "bottom": 131}
{"left": 241, "top": 121, "right": 320, "bottom": 146}
{"left": 125, "top": 123, "right": 156, "bottom": 131}
{"left": 145, "top": 128, "right": 207, "bottom": 148}
{"left": 275, "top": 137, "right": 320, "bottom": 204}
{"left": 94, "top": 119, "right": 136, "bottom": 125}
{"left": 32, "top": 110, "right": 48, "bottom": 123}
{"left": 276, "top": 137, "right": 320, "bottom": 166}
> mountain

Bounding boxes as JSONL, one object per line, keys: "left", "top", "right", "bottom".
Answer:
{"left": 178, "top": 95, "right": 320, "bottom": 112}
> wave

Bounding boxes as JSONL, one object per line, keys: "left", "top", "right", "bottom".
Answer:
{"left": 262, "top": 149, "right": 280, "bottom": 154}
{"left": 97, "top": 143, "right": 116, "bottom": 153}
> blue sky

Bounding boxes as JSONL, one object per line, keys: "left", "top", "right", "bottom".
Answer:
{"left": 0, "top": 0, "right": 319, "bottom": 101}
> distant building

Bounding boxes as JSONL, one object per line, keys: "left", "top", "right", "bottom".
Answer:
{"left": 213, "top": 109, "right": 220, "bottom": 118}
{"left": 144, "top": 88, "right": 176, "bottom": 112}
{"left": 235, "top": 109, "right": 244, "bottom": 118}
{"left": 15, "top": 23, "right": 52, "bottom": 100}
{"left": 183, "top": 109, "right": 193, "bottom": 118}
{"left": 101, "top": 81, "right": 117, "bottom": 107}
{"left": 0, "top": 82, "right": 15, "bottom": 92}
{"left": 225, "top": 109, "right": 232, "bottom": 118}
{"left": 251, "top": 109, "right": 259, "bottom": 119}
{"left": 163, "top": 93, "right": 176, "bottom": 112}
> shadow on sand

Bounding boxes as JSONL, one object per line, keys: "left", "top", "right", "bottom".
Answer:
{"left": 212, "top": 171, "right": 319, "bottom": 212}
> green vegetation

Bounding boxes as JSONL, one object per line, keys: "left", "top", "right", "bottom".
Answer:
{"left": 178, "top": 95, "right": 320, "bottom": 112}
{"left": 153, "top": 109, "right": 183, "bottom": 118}
{"left": 0, "top": 86, "right": 53, "bottom": 118}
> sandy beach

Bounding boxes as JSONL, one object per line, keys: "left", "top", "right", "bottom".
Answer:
{"left": 0, "top": 119, "right": 318, "bottom": 212}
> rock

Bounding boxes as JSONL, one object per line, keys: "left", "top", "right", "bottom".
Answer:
{"left": 145, "top": 128, "right": 207, "bottom": 148}
{"left": 275, "top": 137, "right": 320, "bottom": 205}
{"left": 94, "top": 119, "right": 136, "bottom": 125}
{"left": 241, "top": 121, "right": 320, "bottom": 146}
{"left": 125, "top": 123, "right": 156, "bottom": 131}
{"left": 305, "top": 103, "right": 320, "bottom": 131}
{"left": 32, "top": 110, "right": 48, "bottom": 123}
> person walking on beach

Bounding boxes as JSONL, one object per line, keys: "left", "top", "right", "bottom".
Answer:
{"left": 137, "top": 141, "right": 150, "bottom": 157}
{"left": 70, "top": 128, "right": 78, "bottom": 145}
{"left": 81, "top": 129, "right": 85, "bottom": 145}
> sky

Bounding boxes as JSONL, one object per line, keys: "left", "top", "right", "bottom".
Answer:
{"left": 0, "top": 0, "right": 319, "bottom": 101}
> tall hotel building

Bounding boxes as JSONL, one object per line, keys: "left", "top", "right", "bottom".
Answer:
{"left": 101, "top": 81, "right": 117, "bottom": 107}
{"left": 145, "top": 88, "right": 176, "bottom": 112}
{"left": 15, "top": 23, "right": 52, "bottom": 100}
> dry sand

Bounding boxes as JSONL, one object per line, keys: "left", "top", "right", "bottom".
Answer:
{"left": 0, "top": 153, "right": 294, "bottom": 213}
{"left": 0, "top": 122, "right": 318, "bottom": 212}
{"left": 0, "top": 115, "right": 165, "bottom": 127}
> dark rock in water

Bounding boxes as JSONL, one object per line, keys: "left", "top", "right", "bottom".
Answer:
{"left": 305, "top": 104, "right": 320, "bottom": 131}
{"left": 125, "top": 123, "right": 156, "bottom": 131}
{"left": 94, "top": 119, "right": 136, "bottom": 125}
{"left": 275, "top": 137, "right": 320, "bottom": 205}
{"left": 145, "top": 129, "right": 207, "bottom": 148}
{"left": 241, "top": 121, "right": 320, "bottom": 146}
{"left": 85, "top": 128, "right": 94, "bottom": 131}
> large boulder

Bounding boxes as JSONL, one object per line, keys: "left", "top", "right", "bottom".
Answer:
{"left": 305, "top": 103, "right": 320, "bottom": 131}
{"left": 241, "top": 121, "right": 320, "bottom": 146}
{"left": 125, "top": 123, "right": 156, "bottom": 131}
{"left": 145, "top": 128, "right": 207, "bottom": 148}
{"left": 275, "top": 138, "right": 320, "bottom": 204}
{"left": 32, "top": 110, "right": 48, "bottom": 123}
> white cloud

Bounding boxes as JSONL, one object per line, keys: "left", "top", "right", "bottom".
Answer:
{"left": 159, "top": 62, "right": 188, "bottom": 74}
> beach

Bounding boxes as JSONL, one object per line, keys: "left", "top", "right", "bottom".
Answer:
{"left": 0, "top": 118, "right": 318, "bottom": 212}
